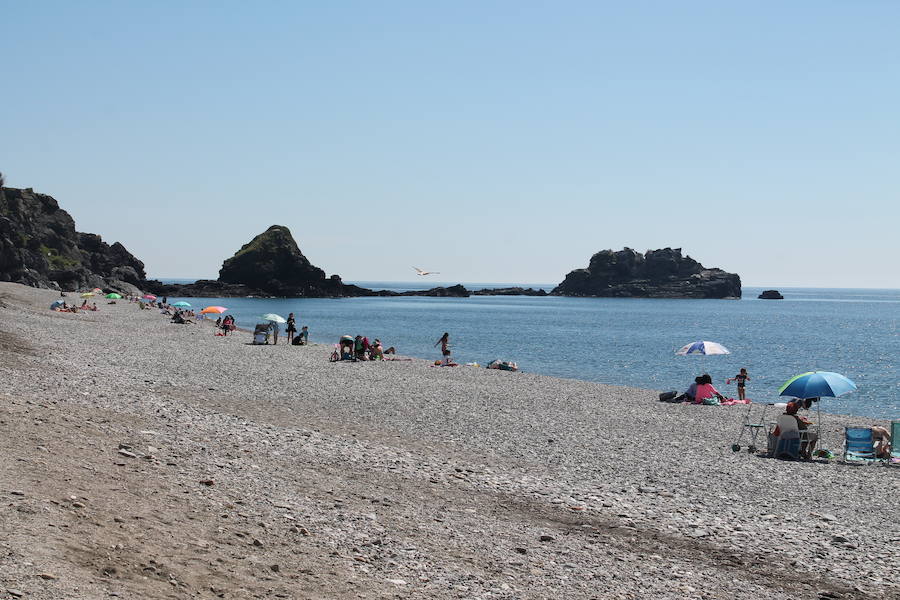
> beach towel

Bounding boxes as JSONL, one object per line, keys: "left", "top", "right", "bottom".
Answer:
{"left": 721, "top": 398, "right": 751, "bottom": 406}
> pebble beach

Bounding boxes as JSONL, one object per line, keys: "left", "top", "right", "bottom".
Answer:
{"left": 0, "top": 281, "right": 897, "bottom": 600}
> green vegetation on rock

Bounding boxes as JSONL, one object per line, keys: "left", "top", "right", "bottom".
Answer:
{"left": 39, "top": 244, "right": 80, "bottom": 270}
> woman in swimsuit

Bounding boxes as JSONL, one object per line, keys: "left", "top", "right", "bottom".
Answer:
{"left": 286, "top": 313, "right": 297, "bottom": 344}
{"left": 435, "top": 332, "right": 450, "bottom": 358}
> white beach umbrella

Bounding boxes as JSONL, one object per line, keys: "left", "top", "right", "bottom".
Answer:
{"left": 675, "top": 340, "right": 730, "bottom": 356}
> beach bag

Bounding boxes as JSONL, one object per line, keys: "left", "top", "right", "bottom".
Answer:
{"left": 658, "top": 391, "right": 677, "bottom": 402}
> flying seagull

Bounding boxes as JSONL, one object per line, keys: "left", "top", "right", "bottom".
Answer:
{"left": 414, "top": 267, "right": 440, "bottom": 276}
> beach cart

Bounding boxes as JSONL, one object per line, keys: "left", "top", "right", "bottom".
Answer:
{"left": 732, "top": 402, "right": 784, "bottom": 453}
{"left": 252, "top": 323, "right": 270, "bottom": 345}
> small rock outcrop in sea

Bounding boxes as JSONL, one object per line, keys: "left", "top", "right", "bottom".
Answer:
{"left": 551, "top": 247, "right": 741, "bottom": 299}
{"left": 0, "top": 186, "right": 146, "bottom": 294}
{"left": 757, "top": 289, "right": 784, "bottom": 300}
{"left": 473, "top": 287, "right": 548, "bottom": 296}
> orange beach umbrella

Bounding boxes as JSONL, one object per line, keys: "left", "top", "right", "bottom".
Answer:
{"left": 200, "top": 306, "right": 227, "bottom": 314}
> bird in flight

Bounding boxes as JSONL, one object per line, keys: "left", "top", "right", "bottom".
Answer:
{"left": 413, "top": 267, "right": 440, "bottom": 276}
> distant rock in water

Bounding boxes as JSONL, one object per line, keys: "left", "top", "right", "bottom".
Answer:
{"left": 145, "top": 225, "right": 342, "bottom": 297}
{"left": 552, "top": 248, "right": 741, "bottom": 299}
{"left": 0, "top": 186, "right": 146, "bottom": 294}
{"left": 145, "top": 225, "right": 472, "bottom": 298}
{"left": 757, "top": 289, "right": 784, "bottom": 300}
{"left": 473, "top": 287, "right": 548, "bottom": 296}
{"left": 218, "top": 225, "right": 339, "bottom": 296}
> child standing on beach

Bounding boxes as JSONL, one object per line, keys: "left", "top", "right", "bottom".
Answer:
{"left": 727, "top": 368, "right": 750, "bottom": 401}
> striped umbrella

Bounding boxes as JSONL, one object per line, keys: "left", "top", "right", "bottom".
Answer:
{"left": 675, "top": 340, "right": 730, "bottom": 356}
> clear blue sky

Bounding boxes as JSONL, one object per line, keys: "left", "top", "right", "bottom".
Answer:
{"left": 3, "top": 1, "right": 899, "bottom": 287}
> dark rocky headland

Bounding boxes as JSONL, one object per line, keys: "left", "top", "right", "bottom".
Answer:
{"left": 551, "top": 247, "right": 741, "bottom": 299}
{"left": 0, "top": 186, "right": 146, "bottom": 295}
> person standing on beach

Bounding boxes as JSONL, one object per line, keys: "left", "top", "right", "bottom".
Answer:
{"left": 268, "top": 319, "right": 281, "bottom": 345}
{"left": 435, "top": 332, "right": 451, "bottom": 360}
{"left": 286, "top": 313, "right": 297, "bottom": 344}
{"left": 727, "top": 368, "right": 750, "bottom": 401}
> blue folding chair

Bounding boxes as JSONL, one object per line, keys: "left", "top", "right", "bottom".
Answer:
{"left": 843, "top": 427, "right": 876, "bottom": 461}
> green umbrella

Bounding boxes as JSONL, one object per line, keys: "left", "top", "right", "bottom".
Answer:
{"left": 260, "top": 313, "right": 286, "bottom": 323}
{"left": 105, "top": 293, "right": 122, "bottom": 299}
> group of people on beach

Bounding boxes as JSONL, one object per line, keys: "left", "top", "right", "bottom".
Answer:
{"left": 52, "top": 301, "right": 97, "bottom": 313}
{"left": 334, "top": 335, "right": 395, "bottom": 361}
{"left": 668, "top": 368, "right": 751, "bottom": 405}
{"left": 255, "top": 313, "right": 309, "bottom": 345}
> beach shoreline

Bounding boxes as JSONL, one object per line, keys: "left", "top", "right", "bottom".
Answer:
{"left": 0, "top": 282, "right": 897, "bottom": 599}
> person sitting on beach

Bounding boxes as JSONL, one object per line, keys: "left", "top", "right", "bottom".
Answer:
{"left": 781, "top": 399, "right": 818, "bottom": 459}
{"left": 693, "top": 373, "right": 725, "bottom": 404}
{"left": 370, "top": 339, "right": 385, "bottom": 360}
{"left": 384, "top": 346, "right": 396, "bottom": 355}
{"left": 873, "top": 425, "right": 892, "bottom": 459}
{"left": 354, "top": 335, "right": 367, "bottom": 360}
{"left": 292, "top": 325, "right": 309, "bottom": 346}
{"left": 673, "top": 376, "right": 703, "bottom": 403}
{"left": 171, "top": 311, "right": 194, "bottom": 324}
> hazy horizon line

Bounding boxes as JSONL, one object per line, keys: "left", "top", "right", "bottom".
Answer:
{"left": 147, "top": 277, "right": 900, "bottom": 292}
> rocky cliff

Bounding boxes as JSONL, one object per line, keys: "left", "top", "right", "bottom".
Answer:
{"left": 0, "top": 186, "right": 146, "bottom": 294}
{"left": 551, "top": 248, "right": 741, "bottom": 299}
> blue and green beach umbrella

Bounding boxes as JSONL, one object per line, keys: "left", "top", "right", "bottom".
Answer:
{"left": 778, "top": 371, "right": 857, "bottom": 399}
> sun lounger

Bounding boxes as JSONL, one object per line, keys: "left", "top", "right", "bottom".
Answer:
{"left": 843, "top": 427, "right": 876, "bottom": 462}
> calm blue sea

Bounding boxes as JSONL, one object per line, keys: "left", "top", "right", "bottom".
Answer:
{"left": 158, "top": 282, "right": 900, "bottom": 421}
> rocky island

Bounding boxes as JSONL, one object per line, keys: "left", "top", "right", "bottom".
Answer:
{"left": 0, "top": 186, "right": 146, "bottom": 295}
{"left": 757, "top": 289, "right": 784, "bottom": 299}
{"left": 144, "top": 225, "right": 472, "bottom": 298}
{"left": 552, "top": 247, "right": 741, "bottom": 299}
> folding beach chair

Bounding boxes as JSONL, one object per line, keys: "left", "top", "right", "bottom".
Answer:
{"left": 890, "top": 421, "right": 900, "bottom": 464}
{"left": 843, "top": 427, "right": 876, "bottom": 462}
{"left": 773, "top": 415, "right": 801, "bottom": 460}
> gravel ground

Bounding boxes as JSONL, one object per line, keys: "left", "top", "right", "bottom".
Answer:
{"left": 0, "top": 282, "right": 897, "bottom": 600}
